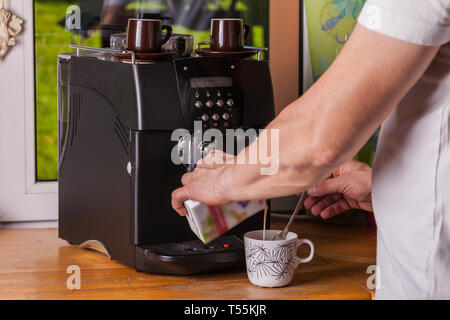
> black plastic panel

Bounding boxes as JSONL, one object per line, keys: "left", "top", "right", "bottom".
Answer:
{"left": 58, "top": 85, "right": 135, "bottom": 266}
{"left": 131, "top": 130, "right": 196, "bottom": 245}
{"left": 174, "top": 57, "right": 274, "bottom": 132}
{"left": 136, "top": 235, "right": 245, "bottom": 275}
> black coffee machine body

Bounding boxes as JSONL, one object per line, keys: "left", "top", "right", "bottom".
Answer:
{"left": 58, "top": 51, "right": 275, "bottom": 275}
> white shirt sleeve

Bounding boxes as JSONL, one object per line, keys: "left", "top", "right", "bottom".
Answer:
{"left": 358, "top": 0, "right": 450, "bottom": 46}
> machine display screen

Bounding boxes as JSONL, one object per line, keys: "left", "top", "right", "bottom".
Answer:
{"left": 190, "top": 77, "right": 233, "bottom": 88}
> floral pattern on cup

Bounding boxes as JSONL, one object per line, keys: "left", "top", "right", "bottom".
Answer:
{"left": 244, "top": 230, "right": 314, "bottom": 288}
{"left": 245, "top": 242, "right": 297, "bottom": 280}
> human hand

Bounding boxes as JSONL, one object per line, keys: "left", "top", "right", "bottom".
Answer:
{"left": 304, "top": 159, "right": 373, "bottom": 219}
{"left": 171, "top": 150, "right": 234, "bottom": 216}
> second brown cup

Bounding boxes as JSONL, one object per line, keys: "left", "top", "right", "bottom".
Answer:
{"left": 127, "top": 18, "right": 172, "bottom": 53}
{"left": 210, "top": 18, "right": 250, "bottom": 52}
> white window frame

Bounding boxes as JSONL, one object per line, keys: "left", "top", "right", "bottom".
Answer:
{"left": 0, "top": 0, "right": 299, "bottom": 227}
{"left": 0, "top": 0, "right": 57, "bottom": 227}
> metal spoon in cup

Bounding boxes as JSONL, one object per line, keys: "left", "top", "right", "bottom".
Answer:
{"left": 272, "top": 192, "right": 307, "bottom": 241}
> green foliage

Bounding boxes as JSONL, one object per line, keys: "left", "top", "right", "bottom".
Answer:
{"left": 35, "top": 0, "right": 100, "bottom": 180}
{"left": 35, "top": 0, "right": 72, "bottom": 181}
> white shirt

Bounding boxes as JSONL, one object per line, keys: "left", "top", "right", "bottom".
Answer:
{"left": 358, "top": 0, "right": 450, "bottom": 299}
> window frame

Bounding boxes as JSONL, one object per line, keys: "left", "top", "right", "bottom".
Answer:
{"left": 0, "top": 0, "right": 299, "bottom": 226}
{"left": 0, "top": 0, "right": 57, "bottom": 226}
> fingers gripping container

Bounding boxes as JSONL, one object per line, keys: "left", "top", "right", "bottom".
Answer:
{"left": 179, "top": 134, "right": 267, "bottom": 243}
{"left": 185, "top": 199, "right": 268, "bottom": 243}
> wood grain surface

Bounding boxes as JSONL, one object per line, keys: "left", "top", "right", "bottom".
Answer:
{"left": 0, "top": 217, "right": 376, "bottom": 300}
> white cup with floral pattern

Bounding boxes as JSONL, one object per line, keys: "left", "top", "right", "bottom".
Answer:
{"left": 244, "top": 230, "right": 314, "bottom": 288}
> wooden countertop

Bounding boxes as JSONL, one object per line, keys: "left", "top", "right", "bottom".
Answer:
{"left": 0, "top": 217, "right": 376, "bottom": 300}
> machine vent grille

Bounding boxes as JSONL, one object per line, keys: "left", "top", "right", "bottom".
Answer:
{"left": 114, "top": 116, "right": 130, "bottom": 154}
{"left": 69, "top": 92, "right": 82, "bottom": 146}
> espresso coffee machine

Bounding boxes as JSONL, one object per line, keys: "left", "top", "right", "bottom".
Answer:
{"left": 57, "top": 45, "right": 275, "bottom": 275}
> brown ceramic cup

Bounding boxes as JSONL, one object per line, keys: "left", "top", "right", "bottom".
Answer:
{"left": 127, "top": 19, "right": 172, "bottom": 53}
{"left": 210, "top": 18, "right": 250, "bottom": 52}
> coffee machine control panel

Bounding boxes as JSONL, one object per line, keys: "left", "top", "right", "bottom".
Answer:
{"left": 175, "top": 58, "right": 245, "bottom": 132}
{"left": 190, "top": 77, "right": 241, "bottom": 130}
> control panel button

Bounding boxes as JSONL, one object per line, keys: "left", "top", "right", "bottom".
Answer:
{"left": 216, "top": 100, "right": 224, "bottom": 107}
{"left": 206, "top": 100, "right": 214, "bottom": 108}
{"left": 195, "top": 101, "right": 203, "bottom": 109}
{"left": 222, "top": 113, "right": 230, "bottom": 121}
{"left": 127, "top": 162, "right": 132, "bottom": 176}
{"left": 201, "top": 114, "right": 209, "bottom": 121}
{"left": 217, "top": 90, "right": 222, "bottom": 97}
{"left": 212, "top": 113, "right": 220, "bottom": 121}
{"left": 206, "top": 91, "right": 211, "bottom": 97}
{"left": 227, "top": 99, "right": 234, "bottom": 107}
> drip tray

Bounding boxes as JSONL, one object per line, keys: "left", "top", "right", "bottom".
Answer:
{"left": 135, "top": 235, "right": 246, "bottom": 275}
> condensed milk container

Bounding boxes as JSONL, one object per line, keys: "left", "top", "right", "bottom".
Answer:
{"left": 185, "top": 200, "right": 267, "bottom": 243}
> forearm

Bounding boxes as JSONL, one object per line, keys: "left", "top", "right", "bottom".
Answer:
{"left": 219, "top": 24, "right": 439, "bottom": 202}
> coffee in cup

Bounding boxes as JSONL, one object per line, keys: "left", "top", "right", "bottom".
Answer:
{"left": 127, "top": 18, "right": 172, "bottom": 53}
{"left": 244, "top": 230, "right": 314, "bottom": 288}
{"left": 210, "top": 18, "right": 250, "bottom": 52}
